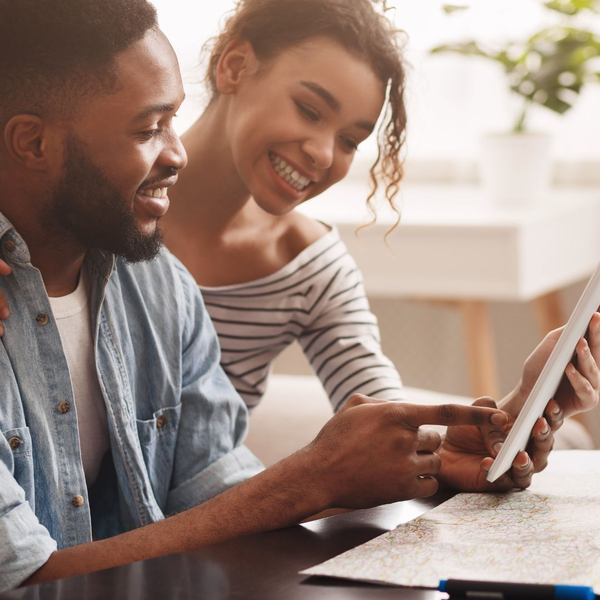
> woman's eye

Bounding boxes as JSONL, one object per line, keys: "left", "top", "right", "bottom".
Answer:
{"left": 296, "top": 102, "right": 320, "bottom": 122}
{"left": 341, "top": 137, "right": 358, "bottom": 151}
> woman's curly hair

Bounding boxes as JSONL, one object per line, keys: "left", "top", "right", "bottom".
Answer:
{"left": 205, "top": 0, "right": 408, "bottom": 232}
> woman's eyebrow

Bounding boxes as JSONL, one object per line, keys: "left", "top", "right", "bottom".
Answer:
{"left": 300, "top": 81, "right": 341, "bottom": 112}
{"left": 299, "top": 80, "right": 375, "bottom": 133}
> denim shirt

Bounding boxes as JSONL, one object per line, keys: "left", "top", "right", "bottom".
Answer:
{"left": 0, "top": 214, "right": 264, "bottom": 592}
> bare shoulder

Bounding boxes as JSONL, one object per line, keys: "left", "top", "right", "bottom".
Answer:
{"left": 280, "top": 212, "right": 330, "bottom": 258}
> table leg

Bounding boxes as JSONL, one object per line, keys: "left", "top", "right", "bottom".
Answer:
{"left": 533, "top": 291, "right": 565, "bottom": 336}
{"left": 460, "top": 300, "right": 501, "bottom": 401}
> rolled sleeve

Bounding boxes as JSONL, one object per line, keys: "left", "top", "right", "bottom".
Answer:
{"left": 166, "top": 259, "right": 264, "bottom": 512}
{"left": 0, "top": 462, "right": 56, "bottom": 592}
{"left": 166, "top": 445, "right": 264, "bottom": 514}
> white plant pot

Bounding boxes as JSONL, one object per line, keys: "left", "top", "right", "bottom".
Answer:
{"left": 479, "top": 132, "right": 553, "bottom": 206}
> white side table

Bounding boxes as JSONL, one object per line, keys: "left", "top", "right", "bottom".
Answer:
{"left": 299, "top": 183, "right": 600, "bottom": 399}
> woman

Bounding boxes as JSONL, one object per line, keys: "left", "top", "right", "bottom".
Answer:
{"left": 160, "top": 0, "right": 600, "bottom": 435}
{"left": 164, "top": 0, "right": 408, "bottom": 411}
{"left": 160, "top": 0, "right": 600, "bottom": 459}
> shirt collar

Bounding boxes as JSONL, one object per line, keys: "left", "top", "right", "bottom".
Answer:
{"left": 0, "top": 211, "right": 14, "bottom": 239}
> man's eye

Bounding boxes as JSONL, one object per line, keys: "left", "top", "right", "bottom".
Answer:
{"left": 296, "top": 102, "right": 319, "bottom": 122}
{"left": 139, "top": 129, "right": 160, "bottom": 139}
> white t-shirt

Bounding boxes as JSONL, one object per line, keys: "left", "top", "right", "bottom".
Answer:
{"left": 48, "top": 267, "right": 109, "bottom": 486}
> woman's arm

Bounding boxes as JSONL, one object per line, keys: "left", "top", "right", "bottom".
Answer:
{"left": 297, "top": 241, "right": 403, "bottom": 411}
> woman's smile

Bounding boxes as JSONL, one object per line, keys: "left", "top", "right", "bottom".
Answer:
{"left": 269, "top": 152, "right": 313, "bottom": 192}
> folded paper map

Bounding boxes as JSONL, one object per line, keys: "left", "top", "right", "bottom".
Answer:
{"left": 302, "top": 451, "right": 600, "bottom": 592}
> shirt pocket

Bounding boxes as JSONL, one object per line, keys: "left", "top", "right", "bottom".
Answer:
{"left": 136, "top": 404, "right": 182, "bottom": 508}
{"left": 2, "top": 427, "right": 35, "bottom": 508}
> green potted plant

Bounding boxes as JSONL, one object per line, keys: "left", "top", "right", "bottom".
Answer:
{"left": 431, "top": 1, "right": 600, "bottom": 205}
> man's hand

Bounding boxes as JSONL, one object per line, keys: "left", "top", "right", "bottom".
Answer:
{"left": 0, "top": 259, "right": 10, "bottom": 336}
{"left": 439, "top": 312, "right": 600, "bottom": 492}
{"left": 303, "top": 394, "right": 508, "bottom": 509}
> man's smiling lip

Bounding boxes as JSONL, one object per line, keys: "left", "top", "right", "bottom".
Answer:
{"left": 134, "top": 194, "right": 170, "bottom": 219}
{"left": 138, "top": 176, "right": 178, "bottom": 195}
{"left": 135, "top": 178, "right": 177, "bottom": 219}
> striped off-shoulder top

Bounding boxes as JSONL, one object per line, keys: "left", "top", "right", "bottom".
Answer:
{"left": 200, "top": 226, "right": 403, "bottom": 411}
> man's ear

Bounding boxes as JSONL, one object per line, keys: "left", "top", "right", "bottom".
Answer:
{"left": 3, "top": 114, "right": 59, "bottom": 172}
{"left": 215, "top": 39, "right": 260, "bottom": 94}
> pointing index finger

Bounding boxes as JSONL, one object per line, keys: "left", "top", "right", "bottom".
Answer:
{"left": 399, "top": 403, "right": 508, "bottom": 429}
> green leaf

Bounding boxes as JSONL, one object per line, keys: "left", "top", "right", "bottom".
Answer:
{"left": 434, "top": 6, "right": 600, "bottom": 120}
{"left": 541, "top": 94, "right": 573, "bottom": 114}
{"left": 442, "top": 4, "right": 470, "bottom": 14}
{"left": 495, "top": 50, "right": 521, "bottom": 70}
{"left": 430, "top": 41, "right": 496, "bottom": 61}
{"left": 512, "top": 82, "right": 575, "bottom": 115}
{"left": 544, "top": 0, "right": 600, "bottom": 14}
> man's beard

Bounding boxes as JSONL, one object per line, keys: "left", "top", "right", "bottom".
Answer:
{"left": 43, "top": 135, "right": 163, "bottom": 263}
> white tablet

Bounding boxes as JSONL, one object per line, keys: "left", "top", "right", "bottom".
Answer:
{"left": 486, "top": 260, "right": 600, "bottom": 483}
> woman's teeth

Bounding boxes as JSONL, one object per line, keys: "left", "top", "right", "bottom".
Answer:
{"left": 269, "top": 153, "right": 311, "bottom": 191}
{"left": 140, "top": 187, "right": 167, "bottom": 199}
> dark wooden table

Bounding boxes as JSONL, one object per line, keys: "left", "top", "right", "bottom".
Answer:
{"left": 1, "top": 493, "right": 453, "bottom": 600}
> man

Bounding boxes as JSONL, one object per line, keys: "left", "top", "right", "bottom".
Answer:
{"left": 0, "top": 0, "right": 598, "bottom": 592}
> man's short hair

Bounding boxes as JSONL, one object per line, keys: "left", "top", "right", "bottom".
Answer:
{"left": 0, "top": 0, "right": 158, "bottom": 128}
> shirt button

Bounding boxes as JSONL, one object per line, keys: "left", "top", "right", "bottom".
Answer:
{"left": 57, "top": 401, "right": 71, "bottom": 414}
{"left": 72, "top": 495, "right": 85, "bottom": 508}
{"left": 3, "top": 240, "right": 15, "bottom": 253}
{"left": 8, "top": 437, "right": 22, "bottom": 450}
{"left": 156, "top": 415, "right": 167, "bottom": 429}
{"left": 36, "top": 313, "right": 49, "bottom": 326}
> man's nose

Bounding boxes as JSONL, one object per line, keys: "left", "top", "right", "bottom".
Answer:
{"left": 161, "top": 130, "right": 188, "bottom": 172}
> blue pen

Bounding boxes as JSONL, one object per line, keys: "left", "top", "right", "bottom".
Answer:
{"left": 439, "top": 579, "right": 596, "bottom": 600}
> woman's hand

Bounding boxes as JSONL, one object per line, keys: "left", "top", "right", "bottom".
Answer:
{"left": 440, "top": 313, "right": 600, "bottom": 492}
{"left": 503, "top": 312, "right": 600, "bottom": 422}
{"left": 439, "top": 397, "right": 542, "bottom": 492}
